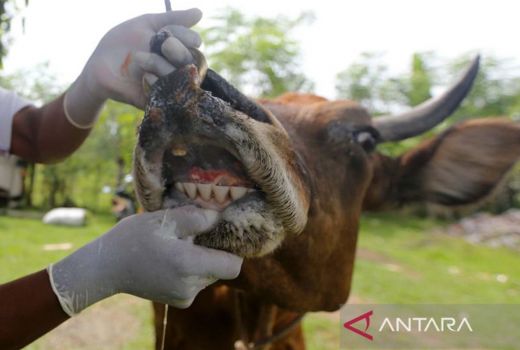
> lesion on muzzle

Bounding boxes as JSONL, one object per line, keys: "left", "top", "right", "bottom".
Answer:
{"left": 133, "top": 47, "right": 310, "bottom": 257}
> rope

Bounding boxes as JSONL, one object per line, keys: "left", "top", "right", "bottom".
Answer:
{"left": 160, "top": 304, "right": 169, "bottom": 350}
{"left": 164, "top": 0, "right": 171, "bottom": 11}
{"left": 159, "top": 210, "right": 169, "bottom": 350}
{"left": 160, "top": 1, "right": 171, "bottom": 348}
{"left": 248, "top": 314, "right": 304, "bottom": 350}
{"left": 234, "top": 290, "right": 304, "bottom": 350}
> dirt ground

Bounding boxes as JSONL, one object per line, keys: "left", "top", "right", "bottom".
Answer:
{"left": 24, "top": 294, "right": 349, "bottom": 350}
{"left": 27, "top": 295, "right": 154, "bottom": 350}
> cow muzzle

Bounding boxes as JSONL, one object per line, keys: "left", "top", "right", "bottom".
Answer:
{"left": 133, "top": 50, "right": 309, "bottom": 257}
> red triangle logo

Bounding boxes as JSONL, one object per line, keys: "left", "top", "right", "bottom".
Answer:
{"left": 343, "top": 310, "right": 374, "bottom": 341}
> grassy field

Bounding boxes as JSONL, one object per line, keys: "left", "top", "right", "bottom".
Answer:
{"left": 1, "top": 211, "right": 519, "bottom": 349}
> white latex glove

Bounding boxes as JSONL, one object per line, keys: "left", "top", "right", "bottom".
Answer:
{"left": 64, "top": 9, "right": 203, "bottom": 129}
{"left": 48, "top": 207, "right": 242, "bottom": 316}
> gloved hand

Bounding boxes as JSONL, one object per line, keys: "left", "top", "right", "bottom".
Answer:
{"left": 48, "top": 206, "right": 242, "bottom": 316}
{"left": 64, "top": 8, "right": 203, "bottom": 128}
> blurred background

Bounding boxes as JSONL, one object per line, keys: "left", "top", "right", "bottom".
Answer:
{"left": 0, "top": 0, "right": 519, "bottom": 349}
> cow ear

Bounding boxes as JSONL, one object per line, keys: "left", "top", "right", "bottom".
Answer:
{"left": 396, "top": 118, "right": 520, "bottom": 207}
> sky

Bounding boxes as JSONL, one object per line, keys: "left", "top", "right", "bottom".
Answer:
{"left": 3, "top": 0, "right": 520, "bottom": 99}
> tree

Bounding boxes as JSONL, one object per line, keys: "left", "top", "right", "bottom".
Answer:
{"left": 335, "top": 51, "right": 520, "bottom": 121}
{"left": 0, "top": 0, "right": 28, "bottom": 68}
{"left": 335, "top": 52, "right": 408, "bottom": 114}
{"left": 0, "top": 63, "right": 142, "bottom": 211}
{"left": 201, "top": 8, "right": 314, "bottom": 98}
{"left": 37, "top": 101, "right": 141, "bottom": 211}
{"left": 407, "top": 53, "right": 433, "bottom": 107}
{"left": 336, "top": 52, "right": 383, "bottom": 110}
{"left": 445, "top": 53, "right": 520, "bottom": 121}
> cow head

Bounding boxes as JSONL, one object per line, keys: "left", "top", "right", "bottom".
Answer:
{"left": 134, "top": 53, "right": 520, "bottom": 310}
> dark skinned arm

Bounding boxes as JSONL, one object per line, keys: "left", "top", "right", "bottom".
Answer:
{"left": 0, "top": 270, "right": 69, "bottom": 350}
{"left": 10, "top": 94, "right": 92, "bottom": 164}
{"left": 1, "top": 96, "right": 91, "bottom": 347}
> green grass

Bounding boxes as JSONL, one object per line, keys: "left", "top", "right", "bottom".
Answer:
{"left": 1, "top": 211, "right": 519, "bottom": 349}
{"left": 353, "top": 212, "right": 520, "bottom": 304}
{"left": 301, "top": 212, "right": 520, "bottom": 349}
{"left": 302, "top": 314, "right": 338, "bottom": 350}
{"left": 0, "top": 214, "right": 113, "bottom": 281}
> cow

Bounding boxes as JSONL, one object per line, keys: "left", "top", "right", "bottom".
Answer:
{"left": 133, "top": 50, "right": 520, "bottom": 349}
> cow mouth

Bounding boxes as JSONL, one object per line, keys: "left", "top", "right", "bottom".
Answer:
{"left": 153, "top": 133, "right": 284, "bottom": 257}
{"left": 162, "top": 142, "right": 260, "bottom": 211}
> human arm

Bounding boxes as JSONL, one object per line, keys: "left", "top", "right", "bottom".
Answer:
{"left": 10, "top": 95, "right": 92, "bottom": 163}
{"left": 0, "top": 207, "right": 242, "bottom": 349}
{"left": 0, "top": 270, "right": 68, "bottom": 350}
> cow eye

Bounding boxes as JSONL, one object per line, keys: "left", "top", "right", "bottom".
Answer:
{"left": 353, "top": 127, "right": 380, "bottom": 153}
{"left": 326, "top": 122, "right": 380, "bottom": 153}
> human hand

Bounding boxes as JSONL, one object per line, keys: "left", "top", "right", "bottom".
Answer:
{"left": 64, "top": 9, "right": 203, "bottom": 128}
{"left": 48, "top": 207, "right": 242, "bottom": 315}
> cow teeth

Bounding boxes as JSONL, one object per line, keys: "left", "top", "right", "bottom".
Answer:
{"left": 213, "top": 185, "right": 229, "bottom": 203}
{"left": 197, "top": 183, "right": 212, "bottom": 201}
{"left": 175, "top": 182, "right": 185, "bottom": 194}
{"left": 230, "top": 187, "right": 248, "bottom": 201}
{"left": 183, "top": 183, "right": 197, "bottom": 199}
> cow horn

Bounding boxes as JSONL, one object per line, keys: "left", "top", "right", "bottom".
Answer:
{"left": 373, "top": 55, "right": 480, "bottom": 142}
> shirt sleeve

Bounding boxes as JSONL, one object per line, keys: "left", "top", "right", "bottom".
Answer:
{"left": 0, "top": 87, "right": 33, "bottom": 154}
